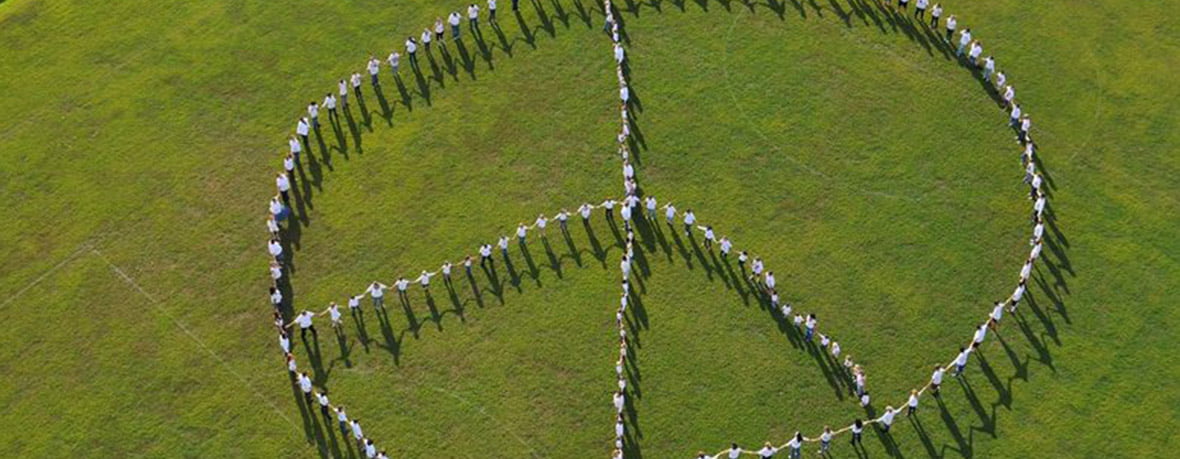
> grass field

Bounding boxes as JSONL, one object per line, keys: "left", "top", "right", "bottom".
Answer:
{"left": 1, "top": 0, "right": 1178, "bottom": 457}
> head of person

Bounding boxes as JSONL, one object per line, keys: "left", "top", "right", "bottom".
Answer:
{"left": 854, "top": 419, "right": 863, "bottom": 428}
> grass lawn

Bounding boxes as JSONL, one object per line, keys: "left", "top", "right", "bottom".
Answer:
{"left": 0, "top": 0, "right": 1177, "bottom": 457}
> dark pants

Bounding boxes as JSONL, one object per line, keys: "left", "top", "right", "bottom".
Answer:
{"left": 481, "top": 256, "right": 491, "bottom": 267}
{"left": 370, "top": 74, "right": 379, "bottom": 86}
{"left": 452, "top": 24, "right": 460, "bottom": 38}
{"left": 908, "top": 405, "right": 917, "bottom": 415}
{"left": 489, "top": 9, "right": 496, "bottom": 21}
{"left": 916, "top": 8, "right": 925, "bottom": 18}
{"left": 946, "top": 29, "right": 954, "bottom": 41}
{"left": 353, "top": 85, "right": 362, "bottom": 96}
{"left": 513, "top": 0, "right": 519, "bottom": 10}
{"left": 280, "top": 190, "right": 289, "bottom": 203}
{"left": 930, "top": 15, "right": 939, "bottom": 28}
{"left": 851, "top": 432, "right": 862, "bottom": 445}
{"left": 301, "top": 326, "right": 317, "bottom": 340}
{"left": 300, "top": 134, "right": 308, "bottom": 146}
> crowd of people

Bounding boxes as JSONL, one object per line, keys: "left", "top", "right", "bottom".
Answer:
{"left": 260, "top": 0, "right": 1050, "bottom": 457}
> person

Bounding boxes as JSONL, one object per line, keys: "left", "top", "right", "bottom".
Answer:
{"left": 953, "top": 29, "right": 972, "bottom": 57}
{"left": 719, "top": 237, "right": 732, "bottom": 258}
{"left": 758, "top": 441, "right": 778, "bottom": 458}
{"left": 1019, "top": 115, "right": 1032, "bottom": 144}
{"left": 579, "top": 203, "right": 593, "bottom": 221}
{"left": 879, "top": 406, "right": 897, "bottom": 432}
{"left": 973, "top": 321, "right": 988, "bottom": 346}
{"left": 982, "top": 55, "right": 996, "bottom": 80}
{"left": 786, "top": 432, "right": 803, "bottom": 459}
{"left": 323, "top": 92, "right": 337, "bottom": 119}
{"left": 726, "top": 443, "right": 743, "bottom": 459}
{"left": 467, "top": 3, "right": 480, "bottom": 30}
{"left": 365, "top": 281, "right": 388, "bottom": 309}
{"left": 793, "top": 313, "right": 804, "bottom": 328}
{"left": 930, "top": 365, "right": 945, "bottom": 396}
{"left": 516, "top": 223, "right": 528, "bottom": 244}
{"left": 269, "top": 260, "right": 283, "bottom": 281}
{"left": 805, "top": 314, "right": 817, "bottom": 341}
{"left": 854, "top": 367, "right": 866, "bottom": 396}
{"left": 930, "top": 3, "right": 942, "bottom": 28}
{"left": 614, "top": 413, "right": 624, "bottom": 440}
{"left": 420, "top": 28, "right": 432, "bottom": 51}
{"left": 1034, "top": 192, "right": 1047, "bottom": 222}
{"left": 602, "top": 198, "right": 616, "bottom": 219}
{"left": 968, "top": 40, "right": 983, "bottom": 66}
{"left": 338, "top": 79, "right": 349, "bottom": 107}
{"left": 645, "top": 196, "right": 658, "bottom": 220}
{"left": 831, "top": 340, "right": 841, "bottom": 359}
{"left": 487, "top": 0, "right": 497, "bottom": 22}
{"left": 751, "top": 257, "right": 764, "bottom": 280}
{"left": 1009, "top": 103, "right": 1023, "bottom": 128}
{"left": 613, "top": 390, "right": 625, "bottom": 413}
{"left": 440, "top": 262, "right": 453, "bottom": 283}
{"left": 664, "top": 203, "right": 677, "bottom": 224}
{"left": 327, "top": 302, "right": 342, "bottom": 328}
{"left": 367, "top": 56, "right": 381, "bottom": 87}
{"left": 387, "top": 51, "right": 400, "bottom": 75}
{"left": 620, "top": 256, "right": 631, "bottom": 280}
{"left": 315, "top": 390, "right": 330, "bottom": 417}
{"left": 395, "top": 277, "right": 410, "bottom": 297}
{"left": 449, "top": 12, "right": 462, "bottom": 39}
{"left": 275, "top": 172, "right": 291, "bottom": 203}
{"left": 1009, "top": 279, "right": 1027, "bottom": 313}
{"left": 335, "top": 406, "right": 349, "bottom": 437}
{"left": 377, "top": 451, "right": 389, "bottom": 459}
{"left": 702, "top": 226, "right": 716, "bottom": 249}
{"left": 1003, "top": 84, "right": 1016, "bottom": 108}
{"left": 897, "top": 0, "right": 908, "bottom": 11}
{"left": 820, "top": 334, "right": 831, "bottom": 349}
{"left": 280, "top": 154, "right": 294, "bottom": 182}
{"left": 620, "top": 203, "right": 633, "bottom": 229}
{"left": 479, "top": 243, "right": 493, "bottom": 266}
{"left": 296, "top": 117, "right": 310, "bottom": 146}
{"left": 765, "top": 271, "right": 777, "bottom": 291}
{"left": 434, "top": 17, "right": 445, "bottom": 42}
{"left": 307, "top": 101, "right": 320, "bottom": 129}
{"left": 279, "top": 331, "right": 291, "bottom": 354}
{"left": 557, "top": 209, "right": 569, "bottom": 231}
{"left": 350, "top": 419, "right": 364, "bottom": 448}
{"left": 953, "top": 346, "right": 970, "bottom": 376}
{"left": 1030, "top": 236, "right": 1044, "bottom": 263}
{"left": 915, "top": 0, "right": 927, "bottom": 18}
{"left": 535, "top": 214, "right": 548, "bottom": 236}
{"left": 614, "top": 42, "right": 625, "bottom": 64}
{"left": 907, "top": 389, "right": 920, "bottom": 415}
{"left": 850, "top": 419, "right": 864, "bottom": 446}
{"left": 498, "top": 235, "right": 510, "bottom": 257}
{"left": 268, "top": 238, "right": 283, "bottom": 262}
{"left": 292, "top": 310, "right": 317, "bottom": 340}
{"left": 298, "top": 372, "right": 314, "bottom": 405}
{"left": 351, "top": 72, "right": 363, "bottom": 97}
{"left": 819, "top": 426, "right": 833, "bottom": 454}
{"left": 363, "top": 438, "right": 376, "bottom": 458}
{"left": 463, "top": 256, "right": 474, "bottom": 276}
{"left": 348, "top": 295, "right": 362, "bottom": 313}
{"left": 995, "top": 70, "right": 1007, "bottom": 91}
{"left": 620, "top": 84, "right": 629, "bottom": 105}
{"left": 416, "top": 270, "right": 434, "bottom": 290}
{"left": 683, "top": 210, "right": 696, "bottom": 236}
{"left": 945, "top": 14, "right": 957, "bottom": 42}
{"left": 287, "top": 135, "right": 302, "bottom": 163}
{"left": 405, "top": 38, "right": 418, "bottom": 66}
{"left": 738, "top": 251, "right": 748, "bottom": 270}
{"left": 859, "top": 391, "right": 870, "bottom": 407}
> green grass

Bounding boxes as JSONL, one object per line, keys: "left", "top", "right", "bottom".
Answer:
{"left": 1, "top": 0, "right": 1177, "bottom": 457}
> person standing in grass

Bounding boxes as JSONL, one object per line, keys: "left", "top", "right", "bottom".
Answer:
{"left": 915, "top": 0, "right": 928, "bottom": 19}
{"left": 819, "top": 426, "right": 833, "bottom": 454}
{"left": 363, "top": 438, "right": 376, "bottom": 458}
{"left": 365, "top": 281, "right": 388, "bottom": 309}
{"left": 298, "top": 372, "right": 313, "bottom": 405}
{"left": 394, "top": 277, "right": 410, "bottom": 298}
{"left": 420, "top": 28, "right": 432, "bottom": 52}
{"left": 315, "top": 390, "right": 330, "bottom": 417}
{"left": 990, "top": 301, "right": 1005, "bottom": 328}
{"left": 268, "top": 238, "right": 283, "bottom": 262}
{"left": 487, "top": 0, "right": 497, "bottom": 23}
{"left": 290, "top": 310, "right": 317, "bottom": 340}
{"left": 335, "top": 406, "right": 349, "bottom": 437}
{"left": 348, "top": 295, "right": 362, "bottom": 314}
{"left": 879, "top": 406, "right": 897, "bottom": 432}
{"left": 664, "top": 203, "right": 677, "bottom": 224}
{"left": 351, "top": 72, "right": 363, "bottom": 97}
{"left": 307, "top": 101, "right": 319, "bottom": 129}
{"left": 983, "top": 56, "right": 996, "bottom": 80}
{"left": 367, "top": 56, "right": 381, "bottom": 87}
{"left": 323, "top": 92, "right": 337, "bottom": 119}
{"left": 930, "top": 3, "right": 942, "bottom": 28}
{"left": 288, "top": 135, "right": 302, "bottom": 163}
{"left": 327, "top": 302, "right": 342, "bottom": 329}
{"left": 434, "top": 17, "right": 445, "bottom": 42}
{"left": 480, "top": 243, "right": 493, "bottom": 267}
{"left": 516, "top": 223, "right": 528, "bottom": 244}
{"left": 535, "top": 214, "right": 548, "bottom": 237}
{"left": 468, "top": 4, "right": 480, "bottom": 30}
{"left": 1003, "top": 84, "right": 1016, "bottom": 108}
{"left": 944, "top": 15, "right": 957, "bottom": 42}
{"left": 907, "top": 389, "right": 920, "bottom": 415}
{"left": 683, "top": 209, "right": 697, "bottom": 236}
{"left": 702, "top": 226, "right": 716, "bottom": 250}
{"left": 498, "top": 235, "right": 510, "bottom": 258}
{"left": 758, "top": 441, "right": 778, "bottom": 458}
{"left": 1009, "top": 279, "right": 1027, "bottom": 313}
{"left": 350, "top": 419, "right": 364, "bottom": 449}
{"left": 275, "top": 172, "right": 291, "bottom": 204}
{"left": 968, "top": 40, "right": 984, "bottom": 66}
{"left": 931, "top": 365, "right": 945, "bottom": 396}
{"left": 953, "top": 346, "right": 970, "bottom": 376}
{"left": 296, "top": 117, "right": 310, "bottom": 146}
{"left": 786, "top": 432, "right": 804, "bottom": 459}
{"left": 805, "top": 314, "right": 818, "bottom": 341}
{"left": 579, "top": 203, "right": 594, "bottom": 222}
{"left": 557, "top": 209, "right": 569, "bottom": 232}
{"left": 338, "top": 79, "right": 349, "bottom": 107}
{"left": 387, "top": 51, "right": 401, "bottom": 76}
{"left": 449, "top": 11, "right": 462, "bottom": 39}
{"left": 850, "top": 419, "right": 864, "bottom": 446}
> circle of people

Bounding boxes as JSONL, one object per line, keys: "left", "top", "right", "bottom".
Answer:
{"left": 259, "top": 0, "right": 1048, "bottom": 457}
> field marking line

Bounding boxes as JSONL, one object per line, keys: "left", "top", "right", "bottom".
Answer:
{"left": 91, "top": 249, "right": 304, "bottom": 437}
{"left": 0, "top": 241, "right": 93, "bottom": 310}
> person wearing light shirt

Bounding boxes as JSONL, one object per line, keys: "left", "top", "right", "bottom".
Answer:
{"left": 556, "top": 210, "right": 569, "bottom": 231}
{"left": 990, "top": 301, "right": 1004, "bottom": 327}
{"left": 1019, "top": 116, "right": 1032, "bottom": 144}
{"left": 751, "top": 258, "right": 764, "bottom": 280}
{"left": 907, "top": 389, "right": 921, "bottom": 415}
{"left": 700, "top": 226, "right": 716, "bottom": 249}
{"left": 350, "top": 419, "right": 364, "bottom": 447}
{"left": 479, "top": 244, "right": 493, "bottom": 266}
{"left": 914, "top": 0, "right": 928, "bottom": 18}
{"left": 1032, "top": 217, "right": 1045, "bottom": 241}
{"left": 279, "top": 331, "right": 291, "bottom": 354}
{"left": 268, "top": 238, "right": 283, "bottom": 262}
{"left": 622, "top": 161, "right": 634, "bottom": 179}
{"left": 805, "top": 314, "right": 818, "bottom": 341}
{"left": 719, "top": 237, "right": 732, "bottom": 258}
{"left": 995, "top": 70, "right": 1006, "bottom": 90}
{"left": 449, "top": 12, "right": 462, "bottom": 39}
{"left": 614, "top": 43, "right": 625, "bottom": 64}
{"left": 620, "top": 256, "right": 631, "bottom": 280}
{"left": 793, "top": 314, "right": 804, "bottom": 328}
{"left": 968, "top": 41, "right": 983, "bottom": 65}
{"left": 327, "top": 302, "right": 342, "bottom": 328}
{"left": 614, "top": 413, "right": 624, "bottom": 439}
{"left": 953, "top": 347, "right": 970, "bottom": 376}
{"left": 296, "top": 117, "right": 310, "bottom": 145}
{"left": 613, "top": 390, "right": 625, "bottom": 413}
{"left": 579, "top": 203, "right": 593, "bottom": 221}
{"left": 819, "top": 426, "right": 833, "bottom": 454}
{"left": 663, "top": 203, "right": 677, "bottom": 225}
{"left": 377, "top": 451, "right": 389, "bottom": 459}
{"left": 956, "top": 28, "right": 971, "bottom": 56}
{"left": 516, "top": 223, "right": 528, "bottom": 243}
{"left": 291, "top": 310, "right": 317, "bottom": 340}
{"left": 467, "top": 4, "right": 480, "bottom": 29}
{"left": 367, "top": 57, "right": 381, "bottom": 86}
{"left": 288, "top": 135, "right": 302, "bottom": 161}
{"left": 944, "top": 14, "right": 956, "bottom": 42}
{"left": 535, "top": 214, "right": 548, "bottom": 235}
{"left": 464, "top": 256, "right": 474, "bottom": 276}
{"left": 820, "top": 334, "right": 831, "bottom": 350}
{"left": 394, "top": 277, "right": 410, "bottom": 296}
{"left": 682, "top": 210, "right": 696, "bottom": 236}
{"left": 416, "top": 270, "right": 434, "bottom": 289}
{"left": 421, "top": 28, "right": 432, "bottom": 51}
{"left": 307, "top": 101, "right": 320, "bottom": 129}
{"left": 879, "top": 407, "right": 897, "bottom": 432}
{"left": 338, "top": 79, "right": 349, "bottom": 107}
{"left": 726, "top": 443, "right": 742, "bottom": 459}
{"left": 266, "top": 213, "right": 280, "bottom": 237}
{"left": 982, "top": 56, "right": 995, "bottom": 80}
{"left": 298, "top": 372, "right": 313, "bottom": 405}
{"left": 365, "top": 282, "right": 387, "bottom": 309}
{"left": 930, "top": 365, "right": 945, "bottom": 395}
{"left": 348, "top": 295, "right": 362, "bottom": 313}
{"left": 1023, "top": 159, "right": 1035, "bottom": 185}
{"left": 497, "top": 236, "right": 510, "bottom": 257}
{"left": 335, "top": 406, "right": 349, "bottom": 437}
{"left": 859, "top": 391, "right": 870, "bottom": 407}
{"left": 1003, "top": 84, "right": 1016, "bottom": 108}
{"left": 441, "top": 262, "right": 453, "bottom": 282}
{"left": 602, "top": 198, "right": 616, "bottom": 219}
{"left": 275, "top": 172, "right": 291, "bottom": 203}
{"left": 929, "top": 3, "right": 941, "bottom": 29}
{"left": 758, "top": 441, "right": 778, "bottom": 458}
{"left": 854, "top": 369, "right": 866, "bottom": 396}
{"left": 434, "top": 17, "right": 445, "bottom": 42}
{"left": 364, "top": 438, "right": 376, "bottom": 458}
{"left": 1033, "top": 193, "right": 1047, "bottom": 221}
{"left": 387, "top": 51, "right": 400, "bottom": 75}
{"left": 831, "top": 340, "right": 841, "bottom": 359}
{"left": 1020, "top": 259, "right": 1033, "bottom": 282}
{"left": 1030, "top": 238, "right": 1043, "bottom": 263}
{"left": 1009, "top": 279, "right": 1026, "bottom": 312}
{"left": 282, "top": 153, "right": 295, "bottom": 179}
{"left": 765, "top": 271, "right": 776, "bottom": 290}
{"left": 269, "top": 261, "right": 283, "bottom": 281}
{"left": 487, "top": 0, "right": 497, "bottom": 22}
{"left": 315, "top": 391, "right": 330, "bottom": 417}
{"left": 620, "top": 84, "right": 629, "bottom": 104}
{"left": 620, "top": 204, "right": 633, "bottom": 229}
{"left": 850, "top": 419, "right": 864, "bottom": 446}
{"left": 286, "top": 353, "right": 297, "bottom": 374}
{"left": 737, "top": 251, "right": 748, "bottom": 270}
{"left": 643, "top": 196, "right": 657, "bottom": 220}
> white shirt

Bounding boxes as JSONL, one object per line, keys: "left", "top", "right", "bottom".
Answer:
{"left": 307, "top": 104, "right": 318, "bottom": 119}
{"left": 729, "top": 448, "right": 742, "bottom": 459}
{"left": 821, "top": 431, "right": 832, "bottom": 442}
{"left": 488, "top": 0, "right": 497, "bottom": 9}
{"left": 916, "top": 0, "right": 927, "bottom": 8}
{"left": 276, "top": 174, "right": 290, "bottom": 192}
{"left": 348, "top": 296, "right": 361, "bottom": 309}
{"left": 758, "top": 446, "right": 777, "bottom": 457}
{"left": 1012, "top": 284, "right": 1026, "bottom": 303}
{"left": 296, "top": 120, "right": 309, "bottom": 136}
{"left": 279, "top": 334, "right": 290, "bottom": 353}
{"left": 683, "top": 212, "right": 696, "bottom": 225}
{"left": 405, "top": 39, "right": 417, "bottom": 54}
{"left": 831, "top": 342, "right": 840, "bottom": 357}
{"left": 786, "top": 437, "right": 801, "bottom": 449}
{"left": 269, "top": 264, "right": 282, "bottom": 279}
{"left": 283, "top": 156, "right": 294, "bottom": 172}
{"left": 665, "top": 205, "right": 676, "bottom": 220}
{"left": 946, "top": 17, "right": 956, "bottom": 31}
{"left": 480, "top": 245, "right": 492, "bottom": 257}
{"left": 974, "top": 324, "right": 988, "bottom": 343}
{"left": 418, "top": 272, "right": 432, "bottom": 287}
{"left": 1033, "top": 222, "right": 1045, "bottom": 240}
{"left": 516, "top": 225, "right": 528, "bottom": 239}
{"left": 991, "top": 303, "right": 1004, "bottom": 322}
{"left": 449, "top": 12, "right": 461, "bottom": 26}
{"left": 765, "top": 273, "right": 776, "bottom": 289}
{"left": 368, "top": 59, "right": 380, "bottom": 75}
{"left": 1020, "top": 261, "right": 1033, "bottom": 280}
{"left": 365, "top": 443, "right": 376, "bottom": 458}
{"left": 720, "top": 238, "right": 732, "bottom": 253}
{"left": 1004, "top": 86, "right": 1015, "bottom": 101}
{"left": 339, "top": 80, "right": 348, "bottom": 96}
{"left": 441, "top": 263, "right": 452, "bottom": 276}
{"left": 1031, "top": 241, "right": 1043, "bottom": 260}
{"left": 388, "top": 53, "right": 400, "bottom": 69}
{"left": 323, "top": 95, "right": 335, "bottom": 110}
{"left": 317, "top": 392, "right": 329, "bottom": 407}
{"left": 959, "top": 30, "right": 971, "bottom": 46}
{"left": 468, "top": 5, "right": 479, "bottom": 19}
{"left": 298, "top": 374, "right": 312, "bottom": 393}
{"left": 614, "top": 44, "right": 625, "bottom": 63}
{"left": 1034, "top": 196, "right": 1046, "bottom": 215}
{"left": 620, "top": 86, "right": 629, "bottom": 101}
{"left": 295, "top": 312, "right": 313, "bottom": 329}
{"left": 969, "top": 44, "right": 983, "bottom": 59}
{"left": 932, "top": 368, "right": 944, "bottom": 384}
{"left": 421, "top": 30, "right": 431, "bottom": 44}
{"left": 329, "top": 305, "right": 342, "bottom": 322}
{"left": 498, "top": 237, "right": 509, "bottom": 250}
{"left": 351, "top": 421, "right": 363, "bottom": 439}
{"left": 580, "top": 204, "right": 592, "bottom": 219}
{"left": 984, "top": 57, "right": 995, "bottom": 71}
{"left": 954, "top": 350, "right": 970, "bottom": 366}
{"left": 366, "top": 283, "right": 385, "bottom": 298}
{"left": 288, "top": 137, "right": 301, "bottom": 154}
{"left": 535, "top": 216, "right": 547, "bottom": 229}
{"left": 603, "top": 199, "right": 615, "bottom": 210}
{"left": 880, "top": 409, "right": 896, "bottom": 425}
{"left": 268, "top": 240, "right": 283, "bottom": 257}
{"left": 613, "top": 393, "right": 624, "bottom": 411}
{"left": 932, "top": 5, "right": 942, "bottom": 17}
{"left": 395, "top": 279, "right": 409, "bottom": 291}
{"left": 1021, "top": 118, "right": 1032, "bottom": 132}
